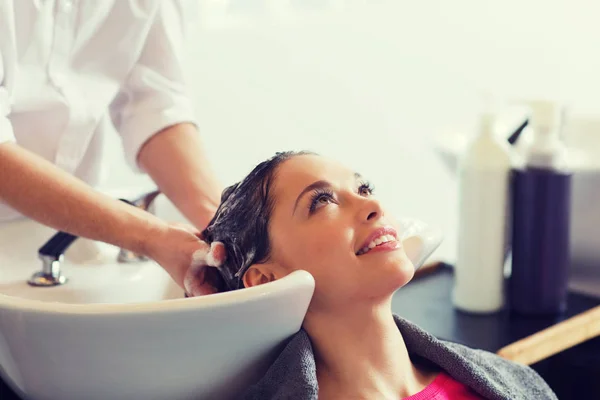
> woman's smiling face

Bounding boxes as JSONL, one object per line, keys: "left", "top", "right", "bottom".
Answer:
{"left": 243, "top": 154, "right": 415, "bottom": 310}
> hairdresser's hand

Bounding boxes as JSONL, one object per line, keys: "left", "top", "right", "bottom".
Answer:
{"left": 144, "top": 223, "right": 223, "bottom": 296}
{"left": 183, "top": 238, "right": 226, "bottom": 297}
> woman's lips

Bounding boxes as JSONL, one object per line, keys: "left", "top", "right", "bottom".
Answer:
{"left": 356, "top": 226, "right": 399, "bottom": 255}
{"left": 358, "top": 240, "right": 402, "bottom": 256}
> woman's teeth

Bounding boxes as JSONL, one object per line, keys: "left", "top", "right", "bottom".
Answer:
{"left": 356, "top": 234, "right": 396, "bottom": 255}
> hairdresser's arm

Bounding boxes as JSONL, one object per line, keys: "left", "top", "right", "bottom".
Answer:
{"left": 108, "top": 2, "right": 221, "bottom": 230}
{"left": 137, "top": 123, "right": 221, "bottom": 231}
{"left": 0, "top": 142, "right": 202, "bottom": 288}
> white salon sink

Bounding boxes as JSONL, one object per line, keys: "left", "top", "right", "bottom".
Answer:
{"left": 0, "top": 189, "right": 186, "bottom": 305}
{"left": 0, "top": 243, "right": 180, "bottom": 305}
{"left": 0, "top": 189, "right": 315, "bottom": 400}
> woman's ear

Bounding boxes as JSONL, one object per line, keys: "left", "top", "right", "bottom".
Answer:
{"left": 243, "top": 263, "right": 279, "bottom": 288}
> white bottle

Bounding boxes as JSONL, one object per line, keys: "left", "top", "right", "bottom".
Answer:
{"left": 452, "top": 105, "right": 513, "bottom": 313}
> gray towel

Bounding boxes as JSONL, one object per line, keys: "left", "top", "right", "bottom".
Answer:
{"left": 242, "top": 314, "right": 557, "bottom": 400}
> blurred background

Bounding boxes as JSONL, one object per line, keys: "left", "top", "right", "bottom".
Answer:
{"left": 100, "top": 0, "right": 600, "bottom": 264}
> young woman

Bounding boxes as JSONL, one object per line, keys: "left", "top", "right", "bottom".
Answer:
{"left": 192, "top": 151, "right": 556, "bottom": 400}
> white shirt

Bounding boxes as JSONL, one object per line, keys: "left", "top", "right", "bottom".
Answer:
{"left": 0, "top": 0, "right": 197, "bottom": 222}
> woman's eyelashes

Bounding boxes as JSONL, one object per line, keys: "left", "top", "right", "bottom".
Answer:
{"left": 358, "top": 181, "right": 375, "bottom": 196}
{"left": 308, "top": 181, "right": 375, "bottom": 214}
{"left": 309, "top": 188, "right": 336, "bottom": 214}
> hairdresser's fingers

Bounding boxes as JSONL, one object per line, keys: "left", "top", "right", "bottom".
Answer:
{"left": 184, "top": 264, "right": 221, "bottom": 296}
{"left": 207, "top": 241, "right": 226, "bottom": 267}
{"left": 196, "top": 231, "right": 206, "bottom": 241}
{"left": 170, "top": 222, "right": 202, "bottom": 237}
{"left": 191, "top": 241, "right": 226, "bottom": 269}
{"left": 190, "top": 242, "right": 211, "bottom": 268}
{"left": 184, "top": 241, "right": 226, "bottom": 296}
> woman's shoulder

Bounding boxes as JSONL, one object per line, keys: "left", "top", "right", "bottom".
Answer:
{"left": 392, "top": 314, "right": 558, "bottom": 400}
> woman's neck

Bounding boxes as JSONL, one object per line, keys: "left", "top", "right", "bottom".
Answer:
{"left": 303, "top": 303, "right": 437, "bottom": 399}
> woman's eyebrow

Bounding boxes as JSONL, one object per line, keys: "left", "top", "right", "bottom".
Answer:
{"left": 293, "top": 180, "right": 330, "bottom": 215}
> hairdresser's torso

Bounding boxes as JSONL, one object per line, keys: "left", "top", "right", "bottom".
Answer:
{"left": 0, "top": 0, "right": 185, "bottom": 222}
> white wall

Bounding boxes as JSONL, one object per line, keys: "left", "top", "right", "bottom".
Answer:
{"left": 102, "top": 0, "right": 600, "bottom": 263}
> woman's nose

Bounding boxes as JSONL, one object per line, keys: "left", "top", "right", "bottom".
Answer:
{"left": 358, "top": 198, "right": 384, "bottom": 223}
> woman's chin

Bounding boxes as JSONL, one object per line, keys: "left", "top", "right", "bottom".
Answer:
{"left": 360, "top": 258, "right": 415, "bottom": 299}
{"left": 370, "top": 251, "right": 414, "bottom": 279}
{"left": 386, "top": 262, "right": 415, "bottom": 291}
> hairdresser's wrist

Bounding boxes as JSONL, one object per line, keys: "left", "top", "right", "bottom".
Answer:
{"left": 136, "top": 218, "right": 171, "bottom": 259}
{"left": 142, "top": 223, "right": 205, "bottom": 289}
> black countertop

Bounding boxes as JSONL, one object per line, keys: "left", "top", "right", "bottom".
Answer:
{"left": 392, "top": 264, "right": 600, "bottom": 399}
{"left": 393, "top": 265, "right": 599, "bottom": 353}
{"left": 3, "top": 265, "right": 599, "bottom": 399}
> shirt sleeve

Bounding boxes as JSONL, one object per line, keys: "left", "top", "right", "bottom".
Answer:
{"left": 0, "top": 31, "right": 16, "bottom": 145}
{"left": 110, "top": 0, "right": 199, "bottom": 173}
{"left": 0, "top": 90, "right": 16, "bottom": 144}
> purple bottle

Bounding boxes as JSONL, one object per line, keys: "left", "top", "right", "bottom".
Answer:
{"left": 509, "top": 101, "right": 573, "bottom": 315}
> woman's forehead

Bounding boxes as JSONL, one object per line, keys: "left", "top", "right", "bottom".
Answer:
{"left": 274, "top": 155, "right": 355, "bottom": 197}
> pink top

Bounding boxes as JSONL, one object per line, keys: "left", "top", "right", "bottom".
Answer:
{"left": 404, "top": 372, "right": 483, "bottom": 400}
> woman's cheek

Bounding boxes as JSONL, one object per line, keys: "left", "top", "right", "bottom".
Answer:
{"left": 283, "top": 235, "right": 324, "bottom": 268}
{"left": 308, "top": 238, "right": 330, "bottom": 261}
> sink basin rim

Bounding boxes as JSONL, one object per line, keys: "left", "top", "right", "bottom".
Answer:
{"left": 0, "top": 270, "right": 315, "bottom": 315}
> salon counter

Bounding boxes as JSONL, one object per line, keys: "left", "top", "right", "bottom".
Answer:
{"left": 2, "top": 264, "right": 599, "bottom": 399}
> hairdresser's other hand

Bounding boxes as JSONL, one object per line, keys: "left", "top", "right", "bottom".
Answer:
{"left": 144, "top": 223, "right": 222, "bottom": 296}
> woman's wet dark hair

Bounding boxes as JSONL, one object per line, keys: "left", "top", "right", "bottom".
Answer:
{"left": 201, "top": 150, "right": 315, "bottom": 292}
